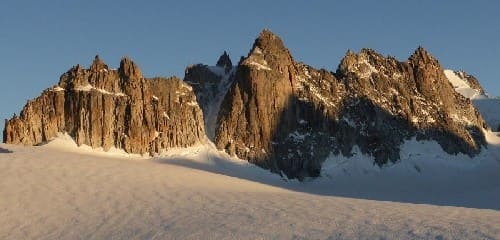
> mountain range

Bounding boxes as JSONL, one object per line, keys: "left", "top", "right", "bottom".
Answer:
{"left": 4, "top": 29, "right": 499, "bottom": 180}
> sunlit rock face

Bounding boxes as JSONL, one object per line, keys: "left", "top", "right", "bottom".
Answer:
{"left": 4, "top": 56, "right": 205, "bottom": 155}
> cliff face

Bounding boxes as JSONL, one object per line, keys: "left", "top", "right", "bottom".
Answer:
{"left": 4, "top": 56, "right": 204, "bottom": 155}
{"left": 214, "top": 31, "right": 487, "bottom": 179}
{"left": 215, "top": 30, "right": 301, "bottom": 171}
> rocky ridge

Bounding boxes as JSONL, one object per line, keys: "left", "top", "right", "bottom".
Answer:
{"left": 212, "top": 30, "right": 487, "bottom": 179}
{"left": 3, "top": 30, "right": 491, "bottom": 180}
{"left": 4, "top": 56, "right": 204, "bottom": 155}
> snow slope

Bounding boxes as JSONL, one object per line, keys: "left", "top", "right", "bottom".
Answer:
{"left": 474, "top": 98, "right": 500, "bottom": 131}
{"left": 445, "top": 69, "right": 500, "bottom": 130}
{"left": 444, "top": 69, "right": 482, "bottom": 99}
{"left": 202, "top": 66, "right": 236, "bottom": 140}
{"left": 1, "top": 132, "right": 499, "bottom": 239}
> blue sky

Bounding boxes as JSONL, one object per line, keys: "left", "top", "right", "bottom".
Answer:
{"left": 1, "top": 1, "right": 499, "bottom": 133}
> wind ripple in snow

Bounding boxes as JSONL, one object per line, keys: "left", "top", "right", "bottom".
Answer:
{"left": 0, "top": 134, "right": 499, "bottom": 239}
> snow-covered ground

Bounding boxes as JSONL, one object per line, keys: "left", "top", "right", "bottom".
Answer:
{"left": 444, "top": 69, "right": 482, "bottom": 99}
{"left": 1, "top": 131, "right": 499, "bottom": 239}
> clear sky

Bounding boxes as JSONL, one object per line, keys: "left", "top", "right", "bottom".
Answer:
{"left": 1, "top": 1, "right": 499, "bottom": 134}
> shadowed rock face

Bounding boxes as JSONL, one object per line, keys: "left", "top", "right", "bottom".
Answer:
{"left": 184, "top": 53, "right": 236, "bottom": 140}
{"left": 4, "top": 56, "right": 204, "bottom": 155}
{"left": 216, "top": 51, "right": 233, "bottom": 72}
{"left": 214, "top": 31, "right": 487, "bottom": 179}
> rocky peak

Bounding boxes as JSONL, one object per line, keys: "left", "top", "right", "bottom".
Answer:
{"left": 337, "top": 48, "right": 385, "bottom": 79}
{"left": 73, "top": 64, "right": 84, "bottom": 73}
{"left": 215, "top": 29, "right": 299, "bottom": 170}
{"left": 409, "top": 46, "right": 439, "bottom": 66}
{"left": 243, "top": 29, "right": 294, "bottom": 71}
{"left": 119, "top": 56, "right": 142, "bottom": 80}
{"left": 255, "top": 29, "right": 285, "bottom": 51}
{"left": 407, "top": 47, "right": 462, "bottom": 111}
{"left": 89, "top": 55, "right": 108, "bottom": 72}
{"left": 337, "top": 49, "right": 356, "bottom": 74}
{"left": 216, "top": 51, "right": 232, "bottom": 72}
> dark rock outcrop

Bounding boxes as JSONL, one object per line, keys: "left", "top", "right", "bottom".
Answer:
{"left": 4, "top": 56, "right": 204, "bottom": 155}
{"left": 216, "top": 51, "right": 233, "bottom": 72}
{"left": 214, "top": 30, "right": 487, "bottom": 179}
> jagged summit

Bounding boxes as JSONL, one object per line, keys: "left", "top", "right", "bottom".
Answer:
{"left": 249, "top": 29, "right": 293, "bottom": 59}
{"left": 337, "top": 48, "right": 385, "bottom": 78}
{"left": 89, "top": 55, "right": 108, "bottom": 72}
{"left": 119, "top": 56, "right": 142, "bottom": 79}
{"left": 255, "top": 29, "right": 285, "bottom": 50}
{"left": 216, "top": 51, "right": 232, "bottom": 71}
{"left": 409, "top": 46, "right": 439, "bottom": 65}
{"left": 240, "top": 29, "right": 295, "bottom": 75}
